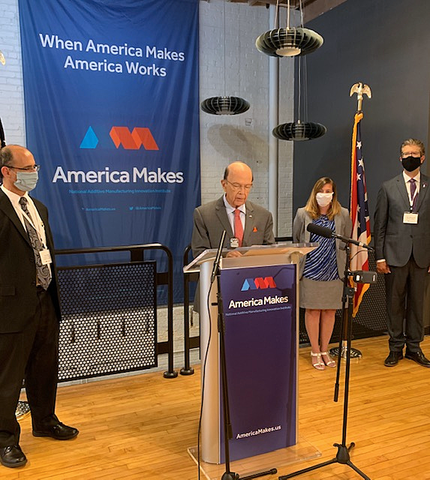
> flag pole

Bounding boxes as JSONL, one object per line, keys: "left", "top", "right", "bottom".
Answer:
{"left": 281, "top": 85, "right": 373, "bottom": 479}
{"left": 330, "top": 82, "right": 372, "bottom": 360}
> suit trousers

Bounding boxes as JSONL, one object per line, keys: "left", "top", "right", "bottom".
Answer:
{"left": 385, "top": 257, "right": 427, "bottom": 352}
{"left": 0, "top": 288, "right": 59, "bottom": 446}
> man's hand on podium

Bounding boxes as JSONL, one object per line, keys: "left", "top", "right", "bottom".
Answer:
{"left": 226, "top": 250, "right": 243, "bottom": 258}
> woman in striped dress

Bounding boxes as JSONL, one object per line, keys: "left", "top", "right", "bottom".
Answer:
{"left": 293, "top": 177, "right": 352, "bottom": 370}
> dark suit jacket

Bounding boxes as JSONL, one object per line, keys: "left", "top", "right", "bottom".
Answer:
{"left": 0, "top": 189, "right": 61, "bottom": 333}
{"left": 191, "top": 196, "right": 275, "bottom": 258}
{"left": 374, "top": 173, "right": 430, "bottom": 268}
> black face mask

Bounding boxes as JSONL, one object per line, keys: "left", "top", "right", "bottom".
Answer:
{"left": 402, "top": 155, "right": 422, "bottom": 172}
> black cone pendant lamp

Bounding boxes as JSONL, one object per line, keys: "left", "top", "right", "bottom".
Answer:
{"left": 256, "top": 0, "right": 323, "bottom": 58}
{"left": 256, "top": 26, "right": 323, "bottom": 58}
{"left": 201, "top": 96, "right": 250, "bottom": 116}
{"left": 272, "top": 120, "right": 326, "bottom": 141}
{"left": 201, "top": 1, "right": 250, "bottom": 116}
{"left": 273, "top": 55, "right": 327, "bottom": 141}
{"left": 256, "top": 0, "right": 326, "bottom": 141}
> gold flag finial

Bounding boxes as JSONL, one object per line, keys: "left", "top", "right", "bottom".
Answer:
{"left": 350, "top": 83, "right": 371, "bottom": 112}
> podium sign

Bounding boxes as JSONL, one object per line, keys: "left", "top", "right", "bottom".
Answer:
{"left": 185, "top": 243, "right": 318, "bottom": 464}
{"left": 219, "top": 263, "right": 297, "bottom": 462}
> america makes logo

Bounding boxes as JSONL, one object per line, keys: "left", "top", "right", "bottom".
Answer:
{"left": 241, "top": 277, "right": 277, "bottom": 292}
{"left": 80, "top": 126, "right": 159, "bottom": 150}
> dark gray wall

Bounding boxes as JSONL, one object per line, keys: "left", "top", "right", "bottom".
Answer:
{"left": 293, "top": 0, "right": 430, "bottom": 218}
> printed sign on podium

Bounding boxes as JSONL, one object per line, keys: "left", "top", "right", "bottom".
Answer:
{"left": 219, "top": 262, "right": 297, "bottom": 462}
{"left": 184, "top": 242, "right": 318, "bottom": 464}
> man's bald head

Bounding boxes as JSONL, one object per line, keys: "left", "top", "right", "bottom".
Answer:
{"left": 221, "top": 162, "right": 253, "bottom": 208}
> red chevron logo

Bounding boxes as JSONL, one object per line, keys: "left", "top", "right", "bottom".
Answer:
{"left": 241, "top": 277, "right": 277, "bottom": 291}
{"left": 254, "top": 277, "right": 277, "bottom": 289}
{"left": 109, "top": 127, "right": 159, "bottom": 150}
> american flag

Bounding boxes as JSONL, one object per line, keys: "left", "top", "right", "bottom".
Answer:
{"left": 350, "top": 112, "right": 371, "bottom": 317}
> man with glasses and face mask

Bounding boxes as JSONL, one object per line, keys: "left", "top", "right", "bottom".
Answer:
{"left": 192, "top": 161, "right": 275, "bottom": 260}
{"left": 374, "top": 138, "right": 430, "bottom": 368}
{"left": 0, "top": 145, "right": 78, "bottom": 469}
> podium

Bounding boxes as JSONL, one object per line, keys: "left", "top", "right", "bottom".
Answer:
{"left": 184, "top": 243, "right": 317, "bottom": 465}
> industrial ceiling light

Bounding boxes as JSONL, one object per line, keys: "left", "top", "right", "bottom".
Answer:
{"left": 255, "top": 0, "right": 323, "bottom": 58}
{"left": 201, "top": 1, "right": 250, "bottom": 115}
{"left": 272, "top": 120, "right": 326, "bottom": 141}
{"left": 201, "top": 96, "right": 250, "bottom": 115}
{"left": 274, "top": 55, "right": 327, "bottom": 141}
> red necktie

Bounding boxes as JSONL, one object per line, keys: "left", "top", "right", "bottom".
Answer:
{"left": 234, "top": 209, "right": 243, "bottom": 247}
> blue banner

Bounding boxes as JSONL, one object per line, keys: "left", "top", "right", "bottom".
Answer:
{"left": 18, "top": 0, "right": 200, "bottom": 302}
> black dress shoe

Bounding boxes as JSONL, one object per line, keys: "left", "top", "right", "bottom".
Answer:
{"left": 0, "top": 445, "right": 27, "bottom": 468}
{"left": 33, "top": 422, "right": 79, "bottom": 440}
{"left": 405, "top": 350, "right": 430, "bottom": 367}
{"left": 384, "top": 351, "right": 403, "bottom": 367}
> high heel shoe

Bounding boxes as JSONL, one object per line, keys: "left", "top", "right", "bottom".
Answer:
{"left": 310, "top": 352, "right": 325, "bottom": 370}
{"left": 321, "top": 352, "right": 336, "bottom": 368}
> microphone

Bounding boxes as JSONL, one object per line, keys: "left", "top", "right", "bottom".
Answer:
{"left": 0, "top": 118, "right": 6, "bottom": 148}
{"left": 210, "top": 230, "right": 227, "bottom": 284}
{"left": 307, "top": 223, "right": 374, "bottom": 251}
{"left": 307, "top": 223, "right": 334, "bottom": 239}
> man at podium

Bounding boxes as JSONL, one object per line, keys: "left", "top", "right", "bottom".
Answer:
{"left": 192, "top": 161, "right": 275, "bottom": 260}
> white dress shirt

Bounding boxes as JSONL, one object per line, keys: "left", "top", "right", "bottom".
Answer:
{"left": 1, "top": 185, "right": 48, "bottom": 245}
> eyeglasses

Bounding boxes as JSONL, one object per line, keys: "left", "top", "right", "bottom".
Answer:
{"left": 7, "top": 164, "right": 40, "bottom": 172}
{"left": 224, "top": 179, "right": 253, "bottom": 192}
{"left": 401, "top": 151, "right": 421, "bottom": 158}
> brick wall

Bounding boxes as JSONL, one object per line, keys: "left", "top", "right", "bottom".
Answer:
{"left": 0, "top": 0, "right": 25, "bottom": 145}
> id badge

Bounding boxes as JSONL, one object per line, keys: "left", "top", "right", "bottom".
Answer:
{"left": 39, "top": 248, "right": 52, "bottom": 265}
{"left": 230, "top": 237, "right": 240, "bottom": 248}
{"left": 403, "top": 212, "right": 418, "bottom": 224}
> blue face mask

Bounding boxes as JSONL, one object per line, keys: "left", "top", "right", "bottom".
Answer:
{"left": 14, "top": 170, "right": 39, "bottom": 192}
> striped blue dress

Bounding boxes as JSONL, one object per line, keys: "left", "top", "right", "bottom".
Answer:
{"left": 300, "top": 215, "right": 343, "bottom": 309}
{"left": 303, "top": 216, "right": 339, "bottom": 281}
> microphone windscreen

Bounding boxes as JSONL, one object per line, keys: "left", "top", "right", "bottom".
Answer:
{"left": 307, "top": 223, "right": 334, "bottom": 238}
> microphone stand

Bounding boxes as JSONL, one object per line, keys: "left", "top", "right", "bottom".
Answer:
{"left": 279, "top": 243, "right": 370, "bottom": 480}
{"left": 329, "top": 233, "right": 374, "bottom": 360}
{"left": 305, "top": 224, "right": 374, "bottom": 360}
{"left": 215, "top": 270, "right": 238, "bottom": 480}
{"left": 211, "top": 233, "right": 277, "bottom": 480}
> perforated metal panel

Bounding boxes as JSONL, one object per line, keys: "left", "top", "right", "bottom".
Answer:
{"left": 57, "top": 261, "right": 157, "bottom": 381}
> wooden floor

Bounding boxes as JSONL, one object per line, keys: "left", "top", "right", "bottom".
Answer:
{"left": 4, "top": 335, "right": 430, "bottom": 480}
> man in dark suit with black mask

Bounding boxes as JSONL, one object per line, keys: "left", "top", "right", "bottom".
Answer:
{"left": 374, "top": 138, "right": 430, "bottom": 368}
{"left": 0, "top": 145, "right": 78, "bottom": 469}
